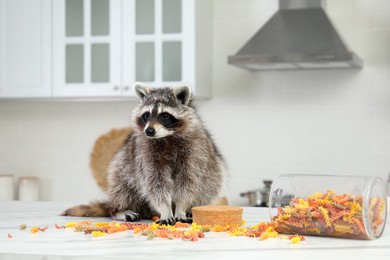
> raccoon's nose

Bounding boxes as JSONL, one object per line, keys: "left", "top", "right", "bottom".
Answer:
{"left": 145, "top": 127, "right": 156, "bottom": 137}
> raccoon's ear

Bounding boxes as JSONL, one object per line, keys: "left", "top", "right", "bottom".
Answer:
{"left": 173, "top": 84, "right": 191, "bottom": 106}
{"left": 134, "top": 82, "right": 151, "bottom": 101}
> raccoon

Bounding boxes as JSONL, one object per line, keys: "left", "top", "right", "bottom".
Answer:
{"left": 62, "top": 82, "right": 227, "bottom": 225}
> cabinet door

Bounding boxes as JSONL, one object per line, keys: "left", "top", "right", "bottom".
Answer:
{"left": 0, "top": 0, "right": 51, "bottom": 98}
{"left": 122, "top": 0, "right": 195, "bottom": 95}
{"left": 53, "top": 0, "right": 121, "bottom": 97}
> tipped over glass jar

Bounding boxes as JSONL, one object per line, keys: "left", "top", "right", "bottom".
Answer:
{"left": 269, "top": 174, "right": 387, "bottom": 240}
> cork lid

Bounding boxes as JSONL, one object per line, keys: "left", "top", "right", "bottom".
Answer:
{"left": 192, "top": 205, "right": 243, "bottom": 213}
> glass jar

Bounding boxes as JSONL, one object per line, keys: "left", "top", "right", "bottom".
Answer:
{"left": 18, "top": 176, "right": 39, "bottom": 201}
{"left": 269, "top": 174, "right": 387, "bottom": 240}
{"left": 0, "top": 175, "right": 14, "bottom": 200}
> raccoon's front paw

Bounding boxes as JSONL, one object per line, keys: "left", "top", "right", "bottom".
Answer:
{"left": 174, "top": 211, "right": 192, "bottom": 223}
{"left": 175, "top": 216, "right": 193, "bottom": 224}
{"left": 125, "top": 212, "right": 140, "bottom": 222}
{"left": 113, "top": 210, "right": 140, "bottom": 222}
{"left": 156, "top": 217, "right": 176, "bottom": 225}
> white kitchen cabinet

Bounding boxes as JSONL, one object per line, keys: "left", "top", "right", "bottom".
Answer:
{"left": 53, "top": 0, "right": 122, "bottom": 97}
{"left": 0, "top": 0, "right": 51, "bottom": 98}
{"left": 53, "top": 0, "right": 211, "bottom": 98}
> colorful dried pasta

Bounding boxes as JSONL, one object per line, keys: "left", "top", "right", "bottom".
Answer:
{"left": 18, "top": 217, "right": 306, "bottom": 244}
{"left": 272, "top": 190, "right": 386, "bottom": 239}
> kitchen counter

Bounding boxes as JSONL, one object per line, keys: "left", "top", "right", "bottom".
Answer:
{"left": 0, "top": 201, "right": 389, "bottom": 260}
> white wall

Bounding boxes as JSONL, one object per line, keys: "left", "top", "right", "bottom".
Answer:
{"left": 199, "top": 0, "right": 390, "bottom": 205}
{"left": 1, "top": 0, "right": 390, "bottom": 206}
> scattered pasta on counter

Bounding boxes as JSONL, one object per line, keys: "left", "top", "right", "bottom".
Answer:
{"left": 30, "top": 226, "right": 49, "bottom": 234}
{"left": 38, "top": 226, "right": 48, "bottom": 232}
{"left": 65, "top": 222, "right": 77, "bottom": 228}
{"left": 173, "top": 222, "right": 190, "bottom": 228}
{"left": 55, "top": 224, "right": 65, "bottom": 229}
{"left": 289, "top": 235, "right": 302, "bottom": 244}
{"left": 91, "top": 231, "right": 107, "bottom": 237}
{"left": 19, "top": 224, "right": 27, "bottom": 230}
{"left": 30, "top": 227, "right": 39, "bottom": 234}
{"left": 6, "top": 219, "right": 306, "bottom": 244}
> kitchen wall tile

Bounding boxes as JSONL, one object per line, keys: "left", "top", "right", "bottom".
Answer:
{"left": 329, "top": 14, "right": 373, "bottom": 32}
{"left": 281, "top": 136, "right": 330, "bottom": 152}
{"left": 373, "top": 13, "right": 390, "bottom": 29}
{"left": 305, "top": 151, "right": 352, "bottom": 169}
{"left": 303, "top": 122, "right": 331, "bottom": 137}
{"left": 374, "top": 105, "right": 390, "bottom": 123}
{"left": 374, "top": 136, "right": 390, "bottom": 152}
{"left": 350, "top": 122, "right": 390, "bottom": 136}
{"left": 353, "top": 0, "right": 390, "bottom": 16}
{"left": 0, "top": 121, "right": 21, "bottom": 136}
{"left": 0, "top": 148, "right": 18, "bottom": 164}
{"left": 348, "top": 151, "right": 390, "bottom": 169}
{"left": 0, "top": 162, "right": 41, "bottom": 177}
{"left": 326, "top": 0, "right": 355, "bottom": 15}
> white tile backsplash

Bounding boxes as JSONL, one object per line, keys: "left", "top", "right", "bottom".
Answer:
{"left": 1, "top": 0, "right": 390, "bottom": 206}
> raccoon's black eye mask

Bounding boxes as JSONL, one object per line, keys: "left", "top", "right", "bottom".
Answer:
{"left": 158, "top": 112, "right": 178, "bottom": 128}
{"left": 141, "top": 111, "right": 178, "bottom": 128}
{"left": 142, "top": 112, "right": 150, "bottom": 122}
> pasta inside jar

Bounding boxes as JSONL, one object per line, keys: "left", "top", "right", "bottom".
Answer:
{"left": 269, "top": 174, "right": 387, "bottom": 240}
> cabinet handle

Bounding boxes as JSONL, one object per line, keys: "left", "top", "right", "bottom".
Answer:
{"left": 123, "top": 86, "right": 130, "bottom": 91}
{"left": 113, "top": 86, "right": 119, "bottom": 91}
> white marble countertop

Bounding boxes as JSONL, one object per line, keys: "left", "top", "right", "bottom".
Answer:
{"left": 0, "top": 201, "right": 389, "bottom": 260}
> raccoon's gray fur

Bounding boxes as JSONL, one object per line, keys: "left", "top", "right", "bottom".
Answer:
{"left": 62, "top": 82, "right": 227, "bottom": 225}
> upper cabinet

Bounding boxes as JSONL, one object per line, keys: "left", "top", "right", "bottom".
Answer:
{"left": 0, "top": 0, "right": 51, "bottom": 98}
{"left": 52, "top": 0, "right": 211, "bottom": 98}
{"left": 53, "top": 0, "right": 122, "bottom": 97}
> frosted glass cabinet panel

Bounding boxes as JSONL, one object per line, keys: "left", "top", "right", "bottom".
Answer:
{"left": 162, "top": 0, "right": 181, "bottom": 34}
{"left": 136, "top": 43, "right": 155, "bottom": 82}
{"left": 91, "top": 0, "right": 110, "bottom": 36}
{"left": 136, "top": 0, "right": 154, "bottom": 34}
{"left": 66, "top": 44, "right": 84, "bottom": 83}
{"left": 162, "top": 41, "right": 181, "bottom": 81}
{"left": 91, "top": 43, "right": 110, "bottom": 82}
{"left": 66, "top": 0, "right": 83, "bottom": 36}
{"left": 53, "top": 0, "right": 121, "bottom": 97}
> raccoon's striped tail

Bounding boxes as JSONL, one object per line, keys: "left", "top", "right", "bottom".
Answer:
{"left": 61, "top": 200, "right": 110, "bottom": 217}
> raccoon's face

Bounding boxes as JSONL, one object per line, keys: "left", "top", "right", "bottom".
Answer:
{"left": 133, "top": 82, "right": 192, "bottom": 139}
{"left": 138, "top": 106, "right": 181, "bottom": 138}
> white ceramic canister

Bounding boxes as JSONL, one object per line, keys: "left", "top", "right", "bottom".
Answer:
{"left": 18, "top": 176, "right": 39, "bottom": 201}
{"left": 269, "top": 174, "right": 387, "bottom": 240}
{"left": 0, "top": 175, "right": 14, "bottom": 200}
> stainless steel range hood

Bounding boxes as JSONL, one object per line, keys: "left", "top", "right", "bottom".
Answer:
{"left": 228, "top": 0, "right": 363, "bottom": 70}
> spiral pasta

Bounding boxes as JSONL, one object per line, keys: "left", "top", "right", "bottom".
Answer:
{"left": 272, "top": 190, "right": 386, "bottom": 239}
{"left": 22, "top": 217, "right": 306, "bottom": 244}
{"left": 107, "top": 224, "right": 129, "bottom": 234}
